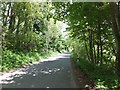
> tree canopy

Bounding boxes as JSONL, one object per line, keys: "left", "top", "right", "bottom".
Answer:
{"left": 51, "top": 2, "right": 120, "bottom": 89}
{"left": 1, "top": 1, "right": 120, "bottom": 89}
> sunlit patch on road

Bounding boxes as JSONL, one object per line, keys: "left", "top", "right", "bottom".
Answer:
{"left": 0, "top": 54, "right": 71, "bottom": 85}
{"left": 40, "top": 68, "right": 61, "bottom": 75}
{"left": 1, "top": 53, "right": 77, "bottom": 88}
{"left": 0, "top": 70, "right": 27, "bottom": 84}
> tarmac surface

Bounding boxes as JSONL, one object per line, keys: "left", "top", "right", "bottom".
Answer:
{"left": 1, "top": 54, "right": 78, "bottom": 88}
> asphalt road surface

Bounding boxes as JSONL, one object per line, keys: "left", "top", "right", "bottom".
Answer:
{"left": 1, "top": 53, "right": 79, "bottom": 88}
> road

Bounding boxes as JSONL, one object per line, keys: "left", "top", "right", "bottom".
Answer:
{"left": 1, "top": 53, "right": 79, "bottom": 88}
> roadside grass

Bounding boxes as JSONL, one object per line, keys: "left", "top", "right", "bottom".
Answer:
{"left": 1, "top": 49, "right": 58, "bottom": 72}
{"left": 71, "top": 53, "right": 120, "bottom": 90}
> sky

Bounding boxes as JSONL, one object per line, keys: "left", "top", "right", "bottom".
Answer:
{"left": 60, "top": 22, "right": 68, "bottom": 38}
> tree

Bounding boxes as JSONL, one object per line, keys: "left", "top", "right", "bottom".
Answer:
{"left": 51, "top": 2, "right": 118, "bottom": 75}
{"left": 109, "top": 2, "right": 120, "bottom": 76}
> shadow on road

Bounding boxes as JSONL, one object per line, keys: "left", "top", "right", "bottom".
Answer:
{"left": 1, "top": 54, "right": 77, "bottom": 88}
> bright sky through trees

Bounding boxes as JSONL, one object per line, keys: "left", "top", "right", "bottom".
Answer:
{"left": 61, "top": 23, "right": 68, "bottom": 38}
{"left": 1, "top": 1, "right": 120, "bottom": 89}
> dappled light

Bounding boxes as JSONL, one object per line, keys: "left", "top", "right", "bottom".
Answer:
{"left": 1, "top": 54, "right": 77, "bottom": 88}
{"left": 1, "top": 1, "right": 120, "bottom": 89}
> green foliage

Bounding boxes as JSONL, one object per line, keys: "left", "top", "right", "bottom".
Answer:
{"left": 1, "top": 49, "right": 58, "bottom": 71}
{"left": 52, "top": 2, "right": 119, "bottom": 80}
{"left": 1, "top": 2, "right": 68, "bottom": 72}
{"left": 72, "top": 53, "right": 120, "bottom": 89}
{"left": 1, "top": 2, "right": 119, "bottom": 89}
{"left": 2, "top": 2, "right": 49, "bottom": 52}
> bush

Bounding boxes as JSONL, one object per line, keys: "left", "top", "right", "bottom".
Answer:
{"left": 1, "top": 49, "right": 57, "bottom": 71}
{"left": 71, "top": 53, "right": 120, "bottom": 89}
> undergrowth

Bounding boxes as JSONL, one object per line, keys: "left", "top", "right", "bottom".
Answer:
{"left": 1, "top": 49, "right": 58, "bottom": 72}
{"left": 71, "top": 53, "right": 120, "bottom": 90}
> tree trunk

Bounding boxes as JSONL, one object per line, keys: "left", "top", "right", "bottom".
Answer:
{"left": 89, "top": 30, "right": 94, "bottom": 63}
{"left": 97, "top": 42, "right": 100, "bottom": 65}
{"left": 97, "top": 24, "right": 100, "bottom": 65}
{"left": 93, "top": 31, "right": 96, "bottom": 64}
{"left": 93, "top": 44, "right": 97, "bottom": 64}
{"left": 15, "top": 16, "right": 20, "bottom": 50}
{"left": 110, "top": 2, "right": 120, "bottom": 76}
{"left": 83, "top": 32, "right": 90, "bottom": 61}
{"left": 84, "top": 39, "right": 90, "bottom": 61}
{"left": 9, "top": 5, "right": 15, "bottom": 33}
{"left": 100, "top": 36, "right": 103, "bottom": 65}
{"left": 4, "top": 3, "right": 11, "bottom": 26}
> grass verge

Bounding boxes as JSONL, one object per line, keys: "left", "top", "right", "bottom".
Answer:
{"left": 1, "top": 49, "right": 58, "bottom": 72}
{"left": 71, "top": 54, "right": 120, "bottom": 90}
